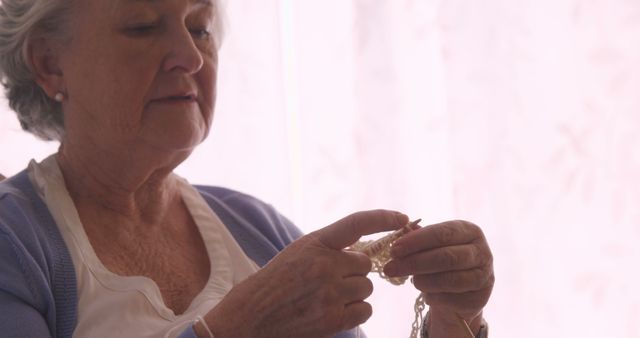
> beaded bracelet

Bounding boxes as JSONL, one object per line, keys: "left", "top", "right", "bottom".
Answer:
{"left": 193, "top": 315, "right": 215, "bottom": 338}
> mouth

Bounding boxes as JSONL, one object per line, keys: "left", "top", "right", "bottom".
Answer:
{"left": 165, "top": 94, "right": 196, "bottom": 101}
{"left": 152, "top": 93, "right": 198, "bottom": 105}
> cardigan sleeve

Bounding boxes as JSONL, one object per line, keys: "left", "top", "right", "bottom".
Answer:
{"left": 0, "top": 230, "right": 53, "bottom": 337}
{"left": 0, "top": 291, "right": 52, "bottom": 337}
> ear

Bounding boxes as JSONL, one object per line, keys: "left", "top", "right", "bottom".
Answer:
{"left": 27, "top": 37, "right": 65, "bottom": 99}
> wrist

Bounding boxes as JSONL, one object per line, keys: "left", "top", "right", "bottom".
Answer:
{"left": 192, "top": 316, "right": 213, "bottom": 338}
{"left": 199, "top": 303, "right": 250, "bottom": 338}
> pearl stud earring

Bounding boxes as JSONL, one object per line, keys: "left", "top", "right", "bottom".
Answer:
{"left": 54, "top": 92, "right": 64, "bottom": 102}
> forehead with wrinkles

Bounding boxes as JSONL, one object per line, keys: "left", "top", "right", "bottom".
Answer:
{"left": 98, "top": 0, "right": 220, "bottom": 17}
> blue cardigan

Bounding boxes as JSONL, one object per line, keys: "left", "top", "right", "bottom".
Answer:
{"left": 0, "top": 171, "right": 361, "bottom": 338}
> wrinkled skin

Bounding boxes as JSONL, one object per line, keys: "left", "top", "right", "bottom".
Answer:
{"left": 201, "top": 214, "right": 494, "bottom": 338}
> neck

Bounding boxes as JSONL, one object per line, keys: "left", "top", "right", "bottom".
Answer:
{"left": 56, "top": 140, "right": 187, "bottom": 226}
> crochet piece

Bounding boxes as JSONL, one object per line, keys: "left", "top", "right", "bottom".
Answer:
{"left": 351, "top": 219, "right": 425, "bottom": 338}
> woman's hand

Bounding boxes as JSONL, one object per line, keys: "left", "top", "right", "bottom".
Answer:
{"left": 202, "top": 210, "right": 409, "bottom": 338}
{"left": 384, "top": 220, "right": 494, "bottom": 338}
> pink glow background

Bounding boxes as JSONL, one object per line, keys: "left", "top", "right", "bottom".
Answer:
{"left": 1, "top": 0, "right": 639, "bottom": 337}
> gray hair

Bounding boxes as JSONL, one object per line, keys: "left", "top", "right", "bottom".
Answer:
{"left": 0, "top": 0, "right": 226, "bottom": 142}
{"left": 0, "top": 0, "right": 71, "bottom": 141}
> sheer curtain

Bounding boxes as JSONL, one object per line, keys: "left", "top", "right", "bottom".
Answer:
{"left": 1, "top": 0, "right": 639, "bottom": 337}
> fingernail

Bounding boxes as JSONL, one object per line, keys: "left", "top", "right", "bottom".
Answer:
{"left": 395, "top": 212, "right": 409, "bottom": 225}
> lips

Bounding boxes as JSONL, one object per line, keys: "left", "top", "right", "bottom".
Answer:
{"left": 151, "top": 92, "right": 198, "bottom": 104}
{"left": 165, "top": 94, "right": 196, "bottom": 100}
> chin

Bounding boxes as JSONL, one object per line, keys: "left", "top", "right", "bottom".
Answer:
{"left": 142, "top": 128, "right": 207, "bottom": 155}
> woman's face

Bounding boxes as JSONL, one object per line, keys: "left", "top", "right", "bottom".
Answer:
{"left": 59, "top": 0, "right": 218, "bottom": 154}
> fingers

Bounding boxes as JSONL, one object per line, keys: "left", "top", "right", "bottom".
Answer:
{"left": 341, "top": 301, "right": 373, "bottom": 330}
{"left": 391, "top": 220, "right": 485, "bottom": 258}
{"left": 337, "top": 277, "right": 374, "bottom": 331}
{"left": 382, "top": 219, "right": 494, "bottom": 320}
{"left": 341, "top": 251, "right": 373, "bottom": 277}
{"left": 411, "top": 265, "right": 494, "bottom": 293}
{"left": 384, "top": 244, "right": 490, "bottom": 277}
{"left": 317, "top": 210, "right": 408, "bottom": 250}
{"left": 340, "top": 276, "right": 374, "bottom": 304}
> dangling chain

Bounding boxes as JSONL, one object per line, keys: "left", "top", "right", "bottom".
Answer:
{"left": 411, "top": 293, "right": 426, "bottom": 338}
{"left": 351, "top": 219, "right": 474, "bottom": 338}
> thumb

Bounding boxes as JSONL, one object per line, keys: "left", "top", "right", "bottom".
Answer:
{"left": 316, "top": 210, "right": 409, "bottom": 250}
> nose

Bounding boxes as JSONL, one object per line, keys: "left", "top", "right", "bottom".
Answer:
{"left": 162, "top": 27, "right": 204, "bottom": 74}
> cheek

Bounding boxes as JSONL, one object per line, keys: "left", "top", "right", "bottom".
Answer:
{"left": 198, "top": 62, "right": 218, "bottom": 120}
{"left": 91, "top": 56, "right": 159, "bottom": 130}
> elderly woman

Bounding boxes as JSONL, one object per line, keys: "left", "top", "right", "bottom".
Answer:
{"left": 0, "top": 1, "right": 494, "bottom": 337}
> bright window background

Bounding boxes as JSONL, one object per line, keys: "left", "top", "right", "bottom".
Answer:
{"left": 1, "top": 0, "right": 639, "bottom": 337}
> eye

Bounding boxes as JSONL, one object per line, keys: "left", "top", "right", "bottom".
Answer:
{"left": 126, "top": 23, "right": 158, "bottom": 36}
{"left": 190, "top": 28, "right": 211, "bottom": 40}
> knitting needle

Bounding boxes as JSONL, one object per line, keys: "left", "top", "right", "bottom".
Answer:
{"left": 359, "top": 219, "right": 422, "bottom": 257}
